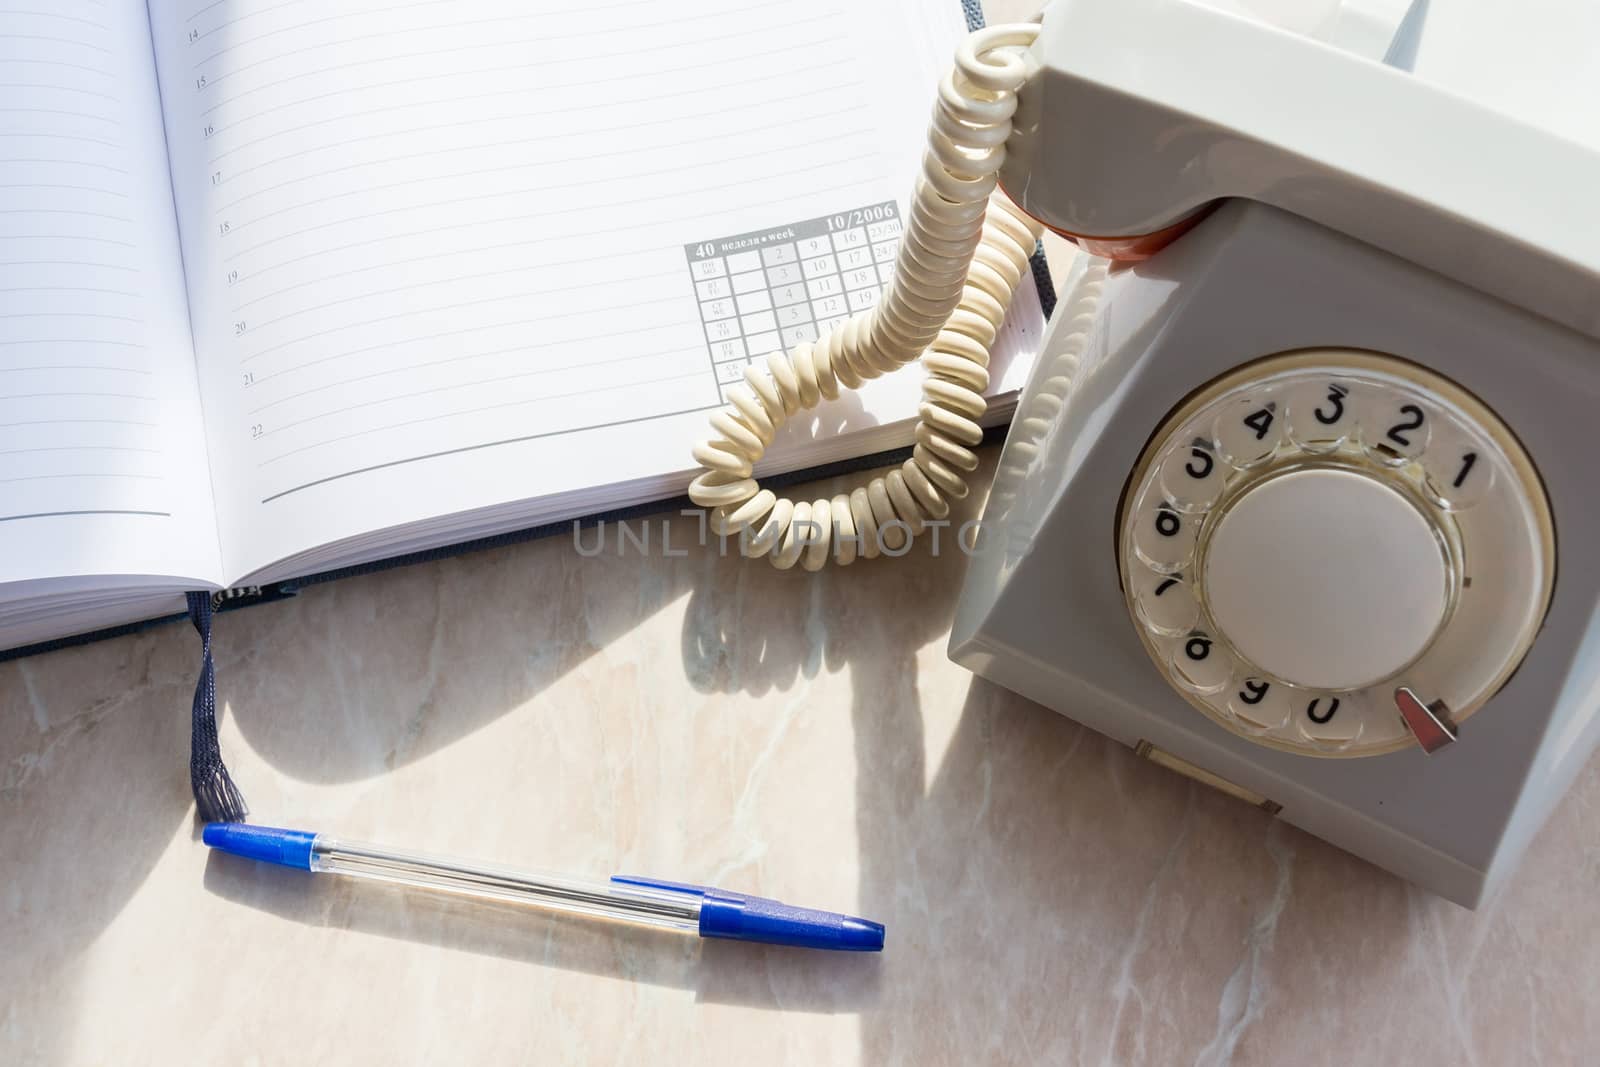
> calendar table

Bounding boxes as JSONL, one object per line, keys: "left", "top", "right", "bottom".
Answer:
{"left": 685, "top": 201, "right": 903, "bottom": 400}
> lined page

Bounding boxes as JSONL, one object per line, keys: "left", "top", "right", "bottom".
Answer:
{"left": 0, "top": 1, "right": 221, "bottom": 587}
{"left": 149, "top": 0, "right": 982, "bottom": 579}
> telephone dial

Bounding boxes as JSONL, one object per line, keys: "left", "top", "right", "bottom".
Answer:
{"left": 685, "top": 0, "right": 1600, "bottom": 905}
{"left": 1119, "top": 349, "right": 1553, "bottom": 759}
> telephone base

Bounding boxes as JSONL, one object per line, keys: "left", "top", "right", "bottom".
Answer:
{"left": 952, "top": 200, "right": 1600, "bottom": 907}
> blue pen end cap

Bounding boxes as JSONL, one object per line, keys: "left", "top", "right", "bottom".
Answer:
{"left": 610, "top": 875, "right": 885, "bottom": 952}
{"left": 698, "top": 891, "right": 885, "bottom": 952}
{"left": 202, "top": 822, "right": 317, "bottom": 871}
{"left": 839, "top": 916, "right": 886, "bottom": 952}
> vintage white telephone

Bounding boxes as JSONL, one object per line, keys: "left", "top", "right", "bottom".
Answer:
{"left": 685, "top": 0, "right": 1600, "bottom": 905}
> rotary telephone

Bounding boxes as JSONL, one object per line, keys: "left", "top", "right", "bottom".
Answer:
{"left": 684, "top": 0, "right": 1600, "bottom": 906}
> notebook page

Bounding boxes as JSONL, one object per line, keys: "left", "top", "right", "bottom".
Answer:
{"left": 148, "top": 0, "right": 988, "bottom": 580}
{"left": 0, "top": 1, "right": 221, "bottom": 588}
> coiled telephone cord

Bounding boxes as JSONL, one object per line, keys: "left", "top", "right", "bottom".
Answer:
{"left": 685, "top": 23, "right": 1045, "bottom": 569}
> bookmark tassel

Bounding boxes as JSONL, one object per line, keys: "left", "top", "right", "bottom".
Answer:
{"left": 186, "top": 591, "right": 248, "bottom": 823}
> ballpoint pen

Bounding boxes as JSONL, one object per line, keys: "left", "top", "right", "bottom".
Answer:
{"left": 202, "top": 823, "right": 885, "bottom": 952}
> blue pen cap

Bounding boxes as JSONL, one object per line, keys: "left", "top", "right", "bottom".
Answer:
{"left": 202, "top": 822, "right": 319, "bottom": 871}
{"left": 612, "top": 875, "right": 884, "bottom": 952}
{"left": 698, "top": 890, "right": 885, "bottom": 952}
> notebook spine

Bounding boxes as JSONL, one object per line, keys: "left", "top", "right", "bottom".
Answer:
{"left": 211, "top": 583, "right": 299, "bottom": 613}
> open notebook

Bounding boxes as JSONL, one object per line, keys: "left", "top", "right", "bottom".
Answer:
{"left": 0, "top": 0, "right": 1048, "bottom": 655}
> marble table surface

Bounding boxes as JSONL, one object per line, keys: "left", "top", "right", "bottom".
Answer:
{"left": 8, "top": 8, "right": 1600, "bottom": 1041}
{"left": 5, "top": 444, "right": 1600, "bottom": 1065}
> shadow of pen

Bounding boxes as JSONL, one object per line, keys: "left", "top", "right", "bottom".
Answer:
{"left": 201, "top": 850, "right": 883, "bottom": 1013}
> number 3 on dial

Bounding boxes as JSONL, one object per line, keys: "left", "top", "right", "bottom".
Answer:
{"left": 1288, "top": 379, "right": 1355, "bottom": 448}
{"left": 1314, "top": 383, "right": 1348, "bottom": 425}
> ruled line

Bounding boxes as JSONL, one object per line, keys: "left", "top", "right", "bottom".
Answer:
{"left": 0, "top": 235, "right": 136, "bottom": 246}
{"left": 260, "top": 371, "right": 707, "bottom": 463}
{"left": 199, "top": 9, "right": 830, "bottom": 115}
{"left": 234, "top": 238, "right": 675, "bottom": 311}
{"left": 198, "top": 1, "right": 800, "bottom": 89}
{"left": 0, "top": 158, "right": 129, "bottom": 173}
{"left": 206, "top": 58, "right": 855, "bottom": 166}
{"left": 0, "top": 33, "right": 111, "bottom": 52}
{"left": 0, "top": 183, "right": 125, "bottom": 195}
{"left": 196, "top": 0, "right": 351, "bottom": 35}
{"left": 257, "top": 316, "right": 684, "bottom": 385}
{"left": 185, "top": 0, "right": 230, "bottom": 23}
{"left": 0, "top": 444, "right": 160, "bottom": 457}
{"left": 0, "top": 260, "right": 138, "bottom": 270}
{"left": 0, "top": 208, "right": 130, "bottom": 221}
{"left": 232, "top": 125, "right": 863, "bottom": 239}
{"left": 216, "top": 87, "right": 849, "bottom": 214}
{"left": 0, "top": 390, "right": 154, "bottom": 401}
{"left": 267, "top": 355, "right": 703, "bottom": 436}
{"left": 193, "top": 0, "right": 526, "bottom": 64}
{"left": 248, "top": 342, "right": 687, "bottom": 414}
{"left": 0, "top": 60, "right": 114, "bottom": 77}
{"left": 0, "top": 338, "right": 145, "bottom": 347}
{"left": 219, "top": 84, "right": 861, "bottom": 189}
{"left": 0, "top": 315, "right": 141, "bottom": 326}
{"left": 0, "top": 285, "right": 137, "bottom": 296}
{"left": 0, "top": 84, "right": 116, "bottom": 99}
{"left": 259, "top": 402, "right": 716, "bottom": 503}
{"left": 206, "top": 10, "right": 768, "bottom": 138}
{"left": 242, "top": 292, "right": 684, "bottom": 364}
{"left": 224, "top": 138, "right": 870, "bottom": 261}
{"left": 0, "top": 363, "right": 147, "bottom": 373}
{"left": 0, "top": 509, "right": 169, "bottom": 524}
{"left": 0, "top": 11, "right": 107, "bottom": 30}
{"left": 0, "top": 132, "right": 121, "bottom": 147}
{"left": 0, "top": 473, "right": 160, "bottom": 485}
{"left": 249, "top": 264, "right": 678, "bottom": 334}
{"left": 0, "top": 417, "right": 155, "bottom": 428}
{"left": 0, "top": 106, "right": 115, "bottom": 121}
{"left": 232, "top": 174, "right": 873, "bottom": 284}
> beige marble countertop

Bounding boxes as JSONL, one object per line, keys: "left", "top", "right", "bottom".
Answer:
{"left": 5, "top": 447, "right": 1600, "bottom": 1065}
{"left": 8, "top": 9, "right": 1600, "bottom": 1047}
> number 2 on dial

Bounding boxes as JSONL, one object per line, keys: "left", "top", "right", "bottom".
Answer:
{"left": 1386, "top": 404, "right": 1425, "bottom": 447}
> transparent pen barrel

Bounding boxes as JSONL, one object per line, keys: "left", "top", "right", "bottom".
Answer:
{"left": 310, "top": 838, "right": 701, "bottom": 932}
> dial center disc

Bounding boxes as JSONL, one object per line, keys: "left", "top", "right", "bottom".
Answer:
{"left": 1202, "top": 467, "right": 1450, "bottom": 691}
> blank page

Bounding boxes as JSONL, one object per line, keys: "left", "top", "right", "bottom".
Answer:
{"left": 0, "top": 1, "right": 221, "bottom": 589}
{"left": 149, "top": 0, "right": 1017, "bottom": 580}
